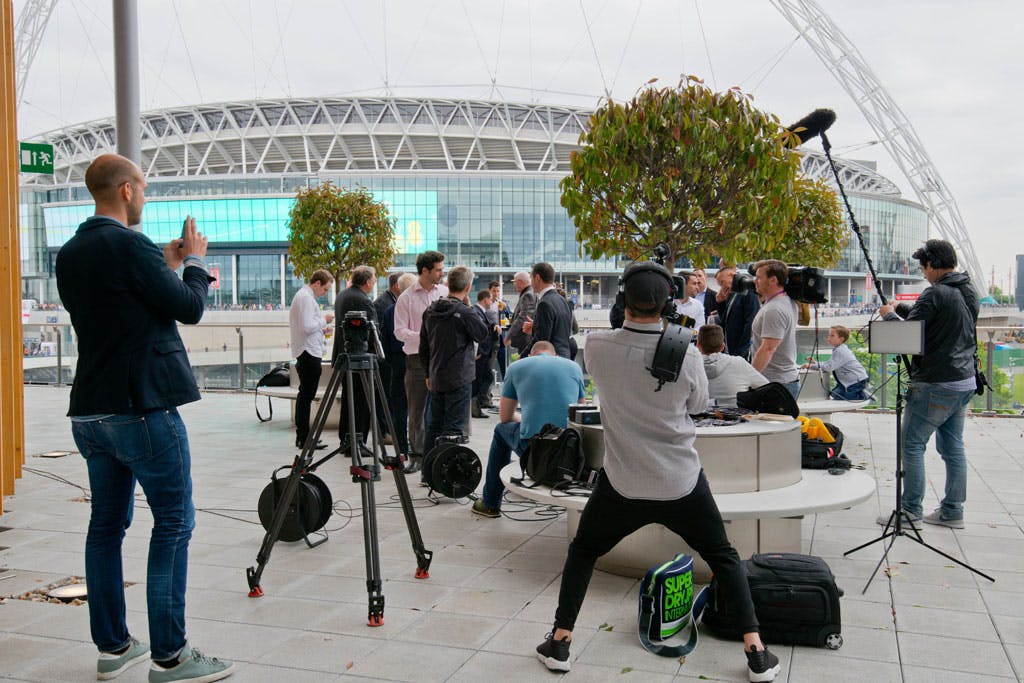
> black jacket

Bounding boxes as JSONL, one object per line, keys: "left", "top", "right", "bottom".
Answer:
{"left": 717, "top": 289, "right": 760, "bottom": 359}
{"left": 333, "top": 284, "right": 377, "bottom": 363}
{"left": 373, "top": 289, "right": 397, "bottom": 326}
{"left": 530, "top": 289, "right": 574, "bottom": 359}
{"left": 419, "top": 296, "right": 489, "bottom": 392}
{"left": 885, "top": 271, "right": 978, "bottom": 383}
{"left": 55, "top": 216, "right": 211, "bottom": 414}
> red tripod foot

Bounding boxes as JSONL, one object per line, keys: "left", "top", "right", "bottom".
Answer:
{"left": 367, "top": 614, "right": 384, "bottom": 627}
{"left": 248, "top": 585, "right": 264, "bottom": 598}
{"left": 414, "top": 567, "right": 429, "bottom": 579}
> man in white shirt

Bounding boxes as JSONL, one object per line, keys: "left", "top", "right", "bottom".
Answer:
{"left": 289, "top": 269, "right": 334, "bottom": 449}
{"left": 673, "top": 270, "right": 706, "bottom": 331}
{"left": 393, "top": 250, "right": 447, "bottom": 466}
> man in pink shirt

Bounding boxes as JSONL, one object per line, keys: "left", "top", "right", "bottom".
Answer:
{"left": 393, "top": 250, "right": 447, "bottom": 469}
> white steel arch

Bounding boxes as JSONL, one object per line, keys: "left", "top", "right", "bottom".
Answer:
{"left": 769, "top": 0, "right": 986, "bottom": 294}
{"left": 14, "top": 0, "right": 58, "bottom": 107}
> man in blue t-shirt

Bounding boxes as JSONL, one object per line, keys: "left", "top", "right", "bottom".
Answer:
{"left": 472, "top": 341, "right": 585, "bottom": 518}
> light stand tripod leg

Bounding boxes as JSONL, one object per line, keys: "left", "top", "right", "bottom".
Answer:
{"left": 247, "top": 358, "right": 346, "bottom": 596}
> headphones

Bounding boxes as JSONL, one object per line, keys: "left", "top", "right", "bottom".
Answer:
{"left": 618, "top": 261, "right": 676, "bottom": 318}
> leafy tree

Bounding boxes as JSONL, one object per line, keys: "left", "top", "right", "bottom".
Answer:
{"left": 561, "top": 76, "right": 821, "bottom": 267}
{"left": 764, "top": 177, "right": 846, "bottom": 268}
{"left": 287, "top": 182, "right": 397, "bottom": 284}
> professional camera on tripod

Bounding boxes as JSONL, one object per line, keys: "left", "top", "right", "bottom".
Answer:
{"left": 246, "top": 305, "right": 432, "bottom": 627}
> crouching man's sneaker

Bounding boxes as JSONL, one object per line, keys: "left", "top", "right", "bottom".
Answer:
{"left": 746, "top": 645, "right": 780, "bottom": 682}
{"left": 536, "top": 632, "right": 571, "bottom": 672}
{"left": 149, "top": 644, "right": 234, "bottom": 683}
{"left": 97, "top": 637, "right": 149, "bottom": 680}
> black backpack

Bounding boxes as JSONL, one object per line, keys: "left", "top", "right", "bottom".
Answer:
{"left": 801, "top": 422, "right": 851, "bottom": 470}
{"left": 515, "top": 424, "right": 584, "bottom": 488}
{"left": 736, "top": 382, "right": 799, "bottom": 418}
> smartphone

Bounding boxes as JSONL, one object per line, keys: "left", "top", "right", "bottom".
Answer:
{"left": 178, "top": 216, "right": 189, "bottom": 249}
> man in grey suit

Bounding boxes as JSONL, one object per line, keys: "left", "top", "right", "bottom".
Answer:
{"left": 506, "top": 271, "right": 536, "bottom": 357}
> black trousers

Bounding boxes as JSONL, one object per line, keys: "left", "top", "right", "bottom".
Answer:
{"left": 294, "top": 351, "right": 322, "bottom": 444}
{"left": 554, "top": 470, "right": 759, "bottom": 634}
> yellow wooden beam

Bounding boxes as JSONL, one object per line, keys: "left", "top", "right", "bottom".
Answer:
{"left": 0, "top": 0, "right": 26, "bottom": 513}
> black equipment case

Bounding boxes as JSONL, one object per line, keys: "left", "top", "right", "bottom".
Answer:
{"left": 701, "top": 552, "right": 844, "bottom": 649}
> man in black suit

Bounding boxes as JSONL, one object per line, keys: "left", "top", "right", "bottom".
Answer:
{"left": 711, "top": 265, "right": 761, "bottom": 359}
{"left": 333, "top": 265, "right": 378, "bottom": 449}
{"left": 55, "top": 154, "right": 234, "bottom": 681}
{"left": 523, "top": 262, "right": 573, "bottom": 359}
{"left": 372, "top": 271, "right": 402, "bottom": 439}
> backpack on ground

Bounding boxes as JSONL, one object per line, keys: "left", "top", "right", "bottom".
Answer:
{"left": 637, "top": 553, "right": 709, "bottom": 657}
{"left": 514, "top": 424, "right": 584, "bottom": 488}
{"left": 701, "top": 552, "right": 844, "bottom": 649}
{"left": 736, "top": 382, "right": 799, "bottom": 418}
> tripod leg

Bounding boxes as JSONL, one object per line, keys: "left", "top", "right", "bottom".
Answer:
{"left": 904, "top": 535, "right": 996, "bottom": 582}
{"left": 369, "top": 366, "right": 434, "bottom": 578}
{"left": 247, "top": 358, "right": 345, "bottom": 596}
{"left": 350, "top": 413, "right": 385, "bottom": 626}
{"left": 860, "top": 529, "right": 900, "bottom": 594}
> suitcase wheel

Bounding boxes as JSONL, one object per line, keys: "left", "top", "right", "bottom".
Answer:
{"left": 825, "top": 633, "right": 843, "bottom": 650}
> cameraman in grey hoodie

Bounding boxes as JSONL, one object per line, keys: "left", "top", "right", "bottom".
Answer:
{"left": 698, "top": 324, "right": 768, "bottom": 408}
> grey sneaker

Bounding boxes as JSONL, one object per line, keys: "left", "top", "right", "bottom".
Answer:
{"left": 149, "top": 645, "right": 234, "bottom": 683}
{"left": 923, "top": 509, "right": 965, "bottom": 529}
{"left": 876, "top": 511, "right": 921, "bottom": 530}
{"left": 97, "top": 637, "right": 149, "bottom": 680}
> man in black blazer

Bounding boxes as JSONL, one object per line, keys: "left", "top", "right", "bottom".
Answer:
{"left": 54, "top": 154, "right": 234, "bottom": 681}
{"left": 524, "top": 262, "right": 574, "bottom": 359}
{"left": 333, "top": 265, "right": 378, "bottom": 449}
{"left": 711, "top": 265, "right": 761, "bottom": 359}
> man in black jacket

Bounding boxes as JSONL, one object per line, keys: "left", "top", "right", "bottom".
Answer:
{"left": 878, "top": 239, "right": 979, "bottom": 529}
{"left": 55, "top": 154, "right": 234, "bottom": 681}
{"left": 523, "top": 262, "right": 573, "bottom": 359}
{"left": 334, "top": 265, "right": 378, "bottom": 450}
{"left": 710, "top": 265, "right": 760, "bottom": 359}
{"left": 419, "top": 266, "right": 489, "bottom": 453}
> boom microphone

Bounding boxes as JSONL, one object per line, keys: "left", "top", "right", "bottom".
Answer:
{"left": 784, "top": 108, "right": 836, "bottom": 147}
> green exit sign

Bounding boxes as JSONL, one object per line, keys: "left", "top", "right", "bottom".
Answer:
{"left": 20, "top": 142, "right": 55, "bottom": 174}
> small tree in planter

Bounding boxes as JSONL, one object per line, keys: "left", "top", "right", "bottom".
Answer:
{"left": 287, "top": 181, "right": 397, "bottom": 284}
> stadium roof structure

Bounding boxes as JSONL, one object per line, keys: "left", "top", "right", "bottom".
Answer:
{"left": 24, "top": 96, "right": 900, "bottom": 197}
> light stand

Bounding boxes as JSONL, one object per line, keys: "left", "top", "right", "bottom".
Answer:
{"left": 246, "top": 317, "right": 433, "bottom": 627}
{"left": 843, "top": 322, "right": 994, "bottom": 592}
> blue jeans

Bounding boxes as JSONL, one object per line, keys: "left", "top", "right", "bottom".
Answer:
{"left": 482, "top": 421, "right": 528, "bottom": 509}
{"left": 900, "top": 383, "right": 974, "bottom": 519}
{"left": 783, "top": 380, "right": 800, "bottom": 399}
{"left": 831, "top": 378, "right": 868, "bottom": 401}
{"left": 424, "top": 384, "right": 472, "bottom": 455}
{"left": 72, "top": 409, "right": 195, "bottom": 660}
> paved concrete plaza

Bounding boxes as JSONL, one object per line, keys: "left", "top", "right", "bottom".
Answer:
{"left": 2, "top": 386, "right": 1023, "bottom": 681}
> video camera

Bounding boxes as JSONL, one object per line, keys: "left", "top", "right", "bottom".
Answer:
{"left": 731, "top": 263, "right": 828, "bottom": 305}
{"left": 341, "top": 310, "right": 385, "bottom": 358}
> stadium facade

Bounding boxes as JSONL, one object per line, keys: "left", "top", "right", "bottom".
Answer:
{"left": 20, "top": 96, "right": 927, "bottom": 307}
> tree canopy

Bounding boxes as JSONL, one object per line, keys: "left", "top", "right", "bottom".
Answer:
{"left": 764, "top": 177, "right": 847, "bottom": 267}
{"left": 560, "top": 76, "right": 844, "bottom": 268}
{"left": 287, "top": 182, "right": 397, "bottom": 284}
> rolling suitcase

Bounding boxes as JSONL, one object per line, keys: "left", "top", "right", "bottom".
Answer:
{"left": 702, "top": 552, "right": 844, "bottom": 649}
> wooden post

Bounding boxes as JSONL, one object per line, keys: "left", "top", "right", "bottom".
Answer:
{"left": 0, "top": 0, "right": 26, "bottom": 513}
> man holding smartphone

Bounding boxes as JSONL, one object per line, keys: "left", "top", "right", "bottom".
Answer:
{"left": 55, "top": 154, "right": 234, "bottom": 683}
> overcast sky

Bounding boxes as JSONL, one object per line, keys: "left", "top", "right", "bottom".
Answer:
{"left": 15, "top": 0, "right": 1022, "bottom": 292}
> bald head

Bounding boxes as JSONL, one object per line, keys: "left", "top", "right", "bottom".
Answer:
{"left": 85, "top": 154, "right": 142, "bottom": 202}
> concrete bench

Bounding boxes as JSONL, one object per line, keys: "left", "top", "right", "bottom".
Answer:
{"left": 797, "top": 368, "right": 870, "bottom": 420}
{"left": 500, "top": 416, "right": 875, "bottom": 580}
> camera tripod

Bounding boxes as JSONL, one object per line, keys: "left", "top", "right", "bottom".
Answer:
{"left": 843, "top": 354, "right": 994, "bottom": 593}
{"left": 246, "top": 344, "right": 433, "bottom": 627}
